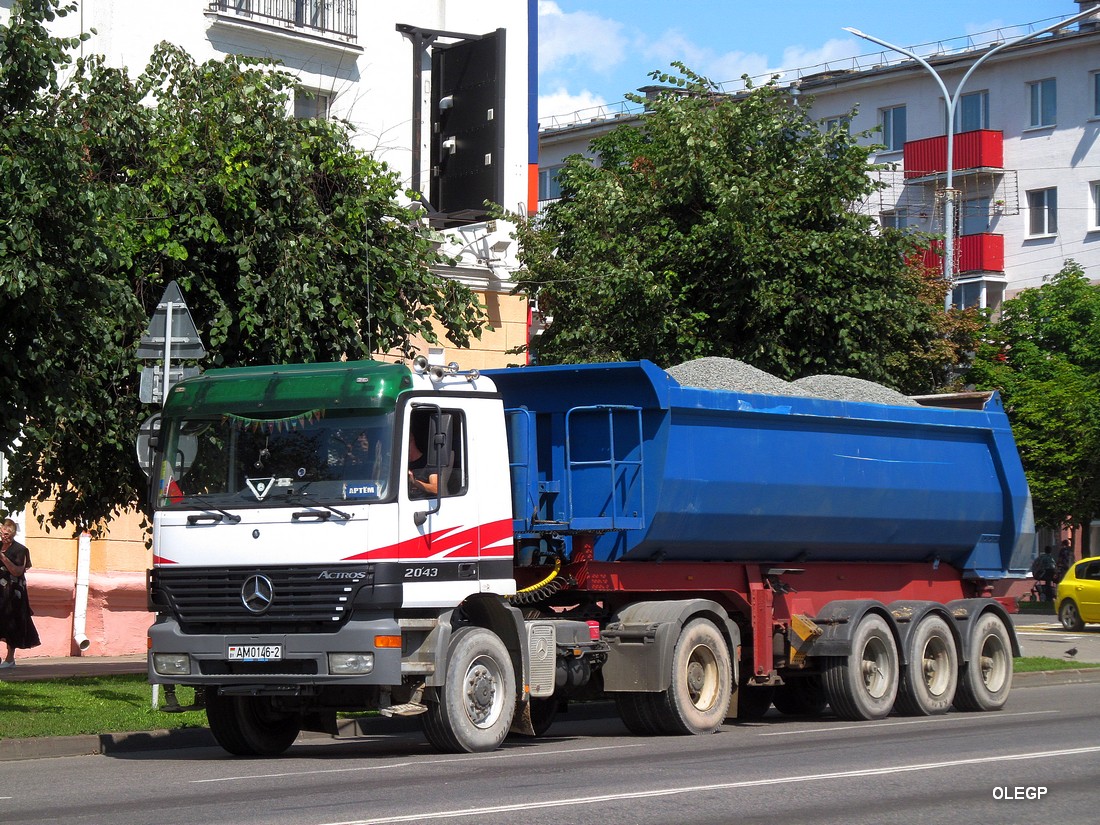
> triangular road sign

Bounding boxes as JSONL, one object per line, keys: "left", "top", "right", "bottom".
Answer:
{"left": 137, "top": 280, "right": 207, "bottom": 359}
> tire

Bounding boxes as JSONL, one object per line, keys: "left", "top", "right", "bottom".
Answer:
{"left": 615, "top": 692, "right": 668, "bottom": 735}
{"left": 650, "top": 618, "right": 732, "bottom": 734}
{"left": 953, "top": 612, "right": 1013, "bottom": 712}
{"left": 204, "top": 688, "right": 301, "bottom": 757}
{"left": 735, "top": 684, "right": 775, "bottom": 720}
{"left": 822, "top": 613, "right": 899, "bottom": 721}
{"left": 895, "top": 615, "right": 958, "bottom": 716}
{"left": 1059, "top": 599, "right": 1085, "bottom": 632}
{"left": 422, "top": 627, "right": 516, "bottom": 753}
{"left": 772, "top": 675, "right": 828, "bottom": 716}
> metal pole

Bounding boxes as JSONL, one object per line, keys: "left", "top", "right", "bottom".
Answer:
{"left": 162, "top": 301, "right": 173, "bottom": 408}
{"left": 844, "top": 7, "right": 1098, "bottom": 310}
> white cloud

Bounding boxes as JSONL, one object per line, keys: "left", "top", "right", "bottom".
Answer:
{"left": 538, "top": 87, "right": 611, "bottom": 123}
{"left": 538, "top": 0, "right": 627, "bottom": 74}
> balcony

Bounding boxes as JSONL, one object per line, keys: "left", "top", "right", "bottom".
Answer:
{"left": 903, "top": 130, "right": 1003, "bottom": 180}
{"left": 207, "top": 0, "right": 357, "bottom": 42}
{"left": 919, "top": 233, "right": 1004, "bottom": 275}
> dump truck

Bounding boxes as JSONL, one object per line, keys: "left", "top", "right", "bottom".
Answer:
{"left": 145, "top": 358, "right": 1033, "bottom": 756}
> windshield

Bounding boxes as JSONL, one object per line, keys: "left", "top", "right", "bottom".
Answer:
{"left": 155, "top": 409, "right": 395, "bottom": 508}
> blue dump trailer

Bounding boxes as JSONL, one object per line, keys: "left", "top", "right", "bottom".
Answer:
{"left": 148, "top": 357, "right": 1035, "bottom": 756}
{"left": 489, "top": 360, "right": 1034, "bottom": 580}
{"left": 487, "top": 360, "right": 1032, "bottom": 727}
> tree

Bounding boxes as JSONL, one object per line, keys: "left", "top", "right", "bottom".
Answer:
{"left": 967, "top": 261, "right": 1100, "bottom": 555}
{"left": 0, "top": 2, "right": 487, "bottom": 531}
{"left": 508, "top": 65, "right": 977, "bottom": 392}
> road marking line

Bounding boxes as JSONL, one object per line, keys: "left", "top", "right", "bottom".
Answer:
{"left": 322, "top": 745, "right": 1100, "bottom": 825}
{"left": 190, "top": 743, "right": 644, "bottom": 784}
{"left": 756, "top": 709, "right": 1060, "bottom": 736}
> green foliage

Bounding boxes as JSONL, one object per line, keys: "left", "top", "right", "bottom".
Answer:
{"left": 507, "top": 64, "right": 974, "bottom": 392}
{"left": 0, "top": 7, "right": 487, "bottom": 532}
{"left": 968, "top": 262, "right": 1100, "bottom": 545}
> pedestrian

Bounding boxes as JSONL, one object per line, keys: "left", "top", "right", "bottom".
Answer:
{"left": 1031, "top": 546, "right": 1057, "bottom": 602}
{"left": 0, "top": 517, "right": 41, "bottom": 668}
{"left": 1056, "top": 539, "right": 1074, "bottom": 581}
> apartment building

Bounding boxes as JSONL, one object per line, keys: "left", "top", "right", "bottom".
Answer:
{"left": 0, "top": 0, "right": 537, "bottom": 657}
{"left": 539, "top": 2, "right": 1100, "bottom": 312}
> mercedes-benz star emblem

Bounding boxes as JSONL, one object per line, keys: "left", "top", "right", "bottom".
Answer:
{"left": 241, "top": 574, "right": 274, "bottom": 614}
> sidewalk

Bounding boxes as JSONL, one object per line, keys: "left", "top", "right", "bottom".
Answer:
{"left": 0, "top": 654, "right": 147, "bottom": 682}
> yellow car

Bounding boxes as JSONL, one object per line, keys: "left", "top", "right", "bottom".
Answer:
{"left": 1056, "top": 556, "right": 1100, "bottom": 631}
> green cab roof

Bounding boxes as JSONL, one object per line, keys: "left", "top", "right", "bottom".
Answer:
{"left": 162, "top": 360, "right": 414, "bottom": 418}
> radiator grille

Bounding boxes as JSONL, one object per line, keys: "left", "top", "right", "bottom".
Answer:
{"left": 150, "top": 565, "right": 373, "bottom": 633}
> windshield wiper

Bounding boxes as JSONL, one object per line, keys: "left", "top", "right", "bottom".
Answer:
{"left": 183, "top": 496, "right": 242, "bottom": 524}
{"left": 282, "top": 489, "right": 352, "bottom": 521}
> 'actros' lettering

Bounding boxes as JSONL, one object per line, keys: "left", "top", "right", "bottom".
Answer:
{"left": 317, "top": 571, "right": 367, "bottom": 580}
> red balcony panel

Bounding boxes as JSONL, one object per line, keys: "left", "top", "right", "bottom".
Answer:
{"left": 957, "top": 233, "right": 1003, "bottom": 273}
{"left": 903, "top": 130, "right": 1003, "bottom": 178}
{"left": 911, "top": 234, "right": 1003, "bottom": 275}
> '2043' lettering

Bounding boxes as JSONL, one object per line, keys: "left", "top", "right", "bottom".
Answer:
{"left": 404, "top": 566, "right": 440, "bottom": 579}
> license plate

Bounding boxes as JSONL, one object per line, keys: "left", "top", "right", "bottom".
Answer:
{"left": 227, "top": 644, "right": 283, "bottom": 662}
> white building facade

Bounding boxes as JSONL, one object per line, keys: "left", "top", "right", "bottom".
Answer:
{"left": 538, "top": 2, "right": 1100, "bottom": 312}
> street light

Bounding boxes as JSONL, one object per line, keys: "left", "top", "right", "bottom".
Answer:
{"left": 844, "top": 6, "right": 1099, "bottom": 310}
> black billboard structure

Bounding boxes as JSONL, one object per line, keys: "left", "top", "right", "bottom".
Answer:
{"left": 398, "top": 25, "right": 505, "bottom": 226}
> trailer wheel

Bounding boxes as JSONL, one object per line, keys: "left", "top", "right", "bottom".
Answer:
{"left": 953, "top": 612, "right": 1013, "bottom": 712}
{"left": 204, "top": 688, "right": 301, "bottom": 757}
{"left": 615, "top": 692, "right": 668, "bottom": 735}
{"left": 652, "top": 618, "right": 731, "bottom": 734}
{"left": 772, "top": 675, "right": 828, "bottom": 716}
{"left": 422, "top": 627, "right": 516, "bottom": 753}
{"left": 822, "top": 613, "right": 898, "bottom": 721}
{"left": 895, "top": 615, "right": 958, "bottom": 716}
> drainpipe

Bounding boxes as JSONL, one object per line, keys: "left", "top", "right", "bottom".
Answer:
{"left": 72, "top": 531, "right": 92, "bottom": 652}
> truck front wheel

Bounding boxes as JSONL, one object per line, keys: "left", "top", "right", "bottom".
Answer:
{"left": 204, "top": 688, "right": 302, "bottom": 757}
{"left": 822, "top": 613, "right": 899, "bottom": 721}
{"left": 422, "top": 627, "right": 516, "bottom": 753}
{"left": 653, "top": 618, "right": 732, "bottom": 735}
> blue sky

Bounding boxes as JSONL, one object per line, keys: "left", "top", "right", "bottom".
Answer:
{"left": 538, "top": 0, "right": 1076, "bottom": 123}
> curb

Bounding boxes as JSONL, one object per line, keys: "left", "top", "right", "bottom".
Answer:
{"left": 3, "top": 671, "right": 1098, "bottom": 762}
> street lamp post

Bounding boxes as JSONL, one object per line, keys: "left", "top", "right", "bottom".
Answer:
{"left": 844, "top": 7, "right": 1098, "bottom": 310}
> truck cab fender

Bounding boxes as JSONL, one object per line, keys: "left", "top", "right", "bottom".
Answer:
{"left": 885, "top": 601, "right": 963, "bottom": 667}
{"left": 438, "top": 595, "right": 528, "bottom": 704}
{"left": 600, "top": 599, "right": 740, "bottom": 693}
{"left": 944, "top": 598, "right": 1022, "bottom": 662}
{"left": 803, "top": 600, "right": 901, "bottom": 659}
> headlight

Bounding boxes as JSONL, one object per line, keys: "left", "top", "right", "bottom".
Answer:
{"left": 328, "top": 652, "right": 374, "bottom": 674}
{"left": 152, "top": 652, "right": 191, "bottom": 676}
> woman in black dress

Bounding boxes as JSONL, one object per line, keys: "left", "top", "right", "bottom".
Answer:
{"left": 0, "top": 518, "right": 41, "bottom": 668}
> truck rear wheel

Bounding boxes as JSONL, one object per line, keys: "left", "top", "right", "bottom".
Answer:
{"left": 204, "top": 688, "right": 302, "bottom": 757}
{"left": 895, "top": 615, "right": 958, "bottom": 716}
{"left": 422, "top": 626, "right": 516, "bottom": 753}
{"left": 615, "top": 692, "right": 668, "bottom": 735}
{"left": 822, "top": 613, "right": 898, "bottom": 721}
{"left": 953, "top": 612, "right": 1012, "bottom": 712}
{"left": 651, "top": 618, "right": 731, "bottom": 735}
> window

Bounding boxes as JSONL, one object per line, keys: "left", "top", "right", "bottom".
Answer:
{"left": 961, "top": 197, "right": 991, "bottom": 236}
{"left": 881, "top": 211, "right": 908, "bottom": 231}
{"left": 955, "top": 91, "right": 989, "bottom": 132}
{"left": 294, "top": 89, "right": 331, "bottom": 120}
{"left": 539, "top": 165, "right": 563, "bottom": 201}
{"left": 1027, "top": 188, "right": 1058, "bottom": 236}
{"left": 1091, "top": 181, "right": 1100, "bottom": 231}
{"left": 881, "top": 105, "right": 906, "bottom": 151}
{"left": 951, "top": 279, "right": 1005, "bottom": 311}
{"left": 408, "top": 408, "right": 466, "bottom": 499}
{"left": 1027, "top": 78, "right": 1056, "bottom": 127}
{"left": 823, "top": 116, "right": 851, "bottom": 133}
{"left": 1094, "top": 72, "right": 1100, "bottom": 118}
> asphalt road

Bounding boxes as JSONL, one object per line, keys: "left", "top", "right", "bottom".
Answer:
{"left": 0, "top": 676, "right": 1097, "bottom": 825}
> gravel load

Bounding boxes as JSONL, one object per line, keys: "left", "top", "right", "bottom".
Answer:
{"left": 790, "top": 374, "right": 919, "bottom": 407}
{"left": 667, "top": 357, "right": 918, "bottom": 407}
